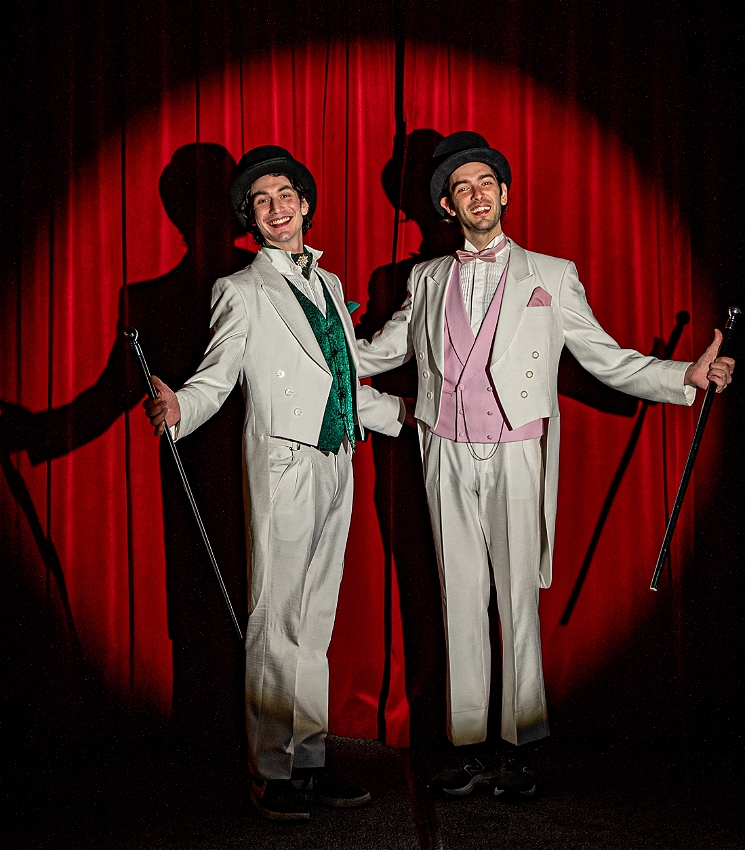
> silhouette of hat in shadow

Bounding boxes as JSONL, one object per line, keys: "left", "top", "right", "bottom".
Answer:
{"left": 382, "top": 129, "right": 447, "bottom": 226}
{"left": 159, "top": 143, "right": 244, "bottom": 243}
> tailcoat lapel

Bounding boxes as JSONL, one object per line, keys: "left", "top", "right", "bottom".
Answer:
{"left": 490, "top": 242, "right": 536, "bottom": 365}
{"left": 315, "top": 266, "right": 359, "bottom": 369}
{"left": 253, "top": 252, "right": 330, "bottom": 374}
{"left": 424, "top": 254, "right": 456, "bottom": 375}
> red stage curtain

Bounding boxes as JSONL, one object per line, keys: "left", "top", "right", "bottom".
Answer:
{"left": 1, "top": 0, "right": 721, "bottom": 750}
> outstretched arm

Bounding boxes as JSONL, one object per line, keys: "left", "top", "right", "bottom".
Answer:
{"left": 683, "top": 329, "right": 735, "bottom": 392}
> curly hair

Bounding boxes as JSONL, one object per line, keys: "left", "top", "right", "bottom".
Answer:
{"left": 240, "top": 173, "right": 314, "bottom": 245}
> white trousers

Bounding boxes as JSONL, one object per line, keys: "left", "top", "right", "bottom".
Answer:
{"left": 245, "top": 438, "right": 354, "bottom": 780}
{"left": 420, "top": 430, "right": 550, "bottom": 747}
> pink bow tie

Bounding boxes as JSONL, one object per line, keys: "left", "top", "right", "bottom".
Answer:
{"left": 454, "top": 238, "right": 507, "bottom": 263}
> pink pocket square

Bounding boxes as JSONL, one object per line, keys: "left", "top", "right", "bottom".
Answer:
{"left": 527, "top": 286, "right": 552, "bottom": 307}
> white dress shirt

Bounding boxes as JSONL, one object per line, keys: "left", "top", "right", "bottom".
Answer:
{"left": 264, "top": 244, "right": 327, "bottom": 316}
{"left": 459, "top": 234, "right": 511, "bottom": 335}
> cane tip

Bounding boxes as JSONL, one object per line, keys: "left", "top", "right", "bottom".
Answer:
{"left": 123, "top": 327, "right": 138, "bottom": 341}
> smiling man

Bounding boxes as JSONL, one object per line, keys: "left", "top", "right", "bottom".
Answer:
{"left": 143, "top": 145, "right": 404, "bottom": 821}
{"left": 356, "top": 131, "right": 734, "bottom": 799}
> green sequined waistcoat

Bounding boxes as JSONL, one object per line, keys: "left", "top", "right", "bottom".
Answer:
{"left": 287, "top": 279, "right": 356, "bottom": 453}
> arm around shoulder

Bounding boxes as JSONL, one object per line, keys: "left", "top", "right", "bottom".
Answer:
{"left": 356, "top": 271, "right": 418, "bottom": 378}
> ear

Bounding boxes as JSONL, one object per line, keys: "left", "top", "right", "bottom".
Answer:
{"left": 500, "top": 183, "right": 508, "bottom": 204}
{"left": 440, "top": 195, "right": 455, "bottom": 217}
{"left": 300, "top": 197, "right": 310, "bottom": 216}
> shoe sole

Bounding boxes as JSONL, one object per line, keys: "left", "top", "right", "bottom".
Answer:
{"left": 441, "top": 769, "right": 500, "bottom": 797}
{"left": 494, "top": 784, "right": 536, "bottom": 798}
{"left": 250, "top": 787, "right": 311, "bottom": 821}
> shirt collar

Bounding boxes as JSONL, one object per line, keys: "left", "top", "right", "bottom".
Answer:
{"left": 261, "top": 243, "right": 323, "bottom": 276}
{"left": 463, "top": 232, "right": 510, "bottom": 254}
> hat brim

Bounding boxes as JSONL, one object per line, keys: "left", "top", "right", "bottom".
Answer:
{"left": 231, "top": 157, "right": 317, "bottom": 228}
{"left": 430, "top": 148, "right": 512, "bottom": 216}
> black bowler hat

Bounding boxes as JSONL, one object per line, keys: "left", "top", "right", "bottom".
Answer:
{"left": 230, "top": 145, "right": 317, "bottom": 229}
{"left": 430, "top": 132, "right": 512, "bottom": 215}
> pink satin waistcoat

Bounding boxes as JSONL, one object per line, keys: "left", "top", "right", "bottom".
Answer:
{"left": 432, "top": 261, "right": 545, "bottom": 443}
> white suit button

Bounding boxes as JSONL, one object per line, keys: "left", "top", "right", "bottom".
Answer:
{"left": 526, "top": 371, "right": 533, "bottom": 378}
{"left": 418, "top": 351, "right": 425, "bottom": 360}
{"left": 532, "top": 351, "right": 540, "bottom": 359}
{"left": 293, "top": 408, "right": 302, "bottom": 416}
{"left": 285, "top": 388, "right": 294, "bottom": 396}
{"left": 427, "top": 392, "right": 433, "bottom": 399}
{"left": 276, "top": 369, "right": 285, "bottom": 377}
{"left": 423, "top": 370, "right": 430, "bottom": 378}
{"left": 521, "top": 391, "right": 528, "bottom": 398}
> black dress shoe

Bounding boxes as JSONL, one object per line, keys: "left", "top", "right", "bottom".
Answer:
{"left": 427, "top": 748, "right": 499, "bottom": 797}
{"left": 292, "top": 768, "right": 371, "bottom": 808}
{"left": 250, "top": 778, "right": 311, "bottom": 821}
{"left": 494, "top": 756, "right": 537, "bottom": 797}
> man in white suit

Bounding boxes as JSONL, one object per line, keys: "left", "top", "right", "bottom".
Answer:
{"left": 357, "top": 132, "right": 734, "bottom": 797}
{"left": 144, "top": 146, "right": 405, "bottom": 821}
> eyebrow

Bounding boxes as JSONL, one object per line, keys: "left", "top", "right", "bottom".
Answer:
{"left": 252, "top": 183, "right": 295, "bottom": 199}
{"left": 450, "top": 172, "right": 496, "bottom": 190}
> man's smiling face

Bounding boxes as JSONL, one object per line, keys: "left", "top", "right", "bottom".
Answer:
{"left": 440, "top": 161, "right": 508, "bottom": 249}
{"left": 250, "top": 173, "right": 309, "bottom": 253}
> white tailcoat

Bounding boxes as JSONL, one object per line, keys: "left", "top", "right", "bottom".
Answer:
{"left": 173, "top": 249, "right": 402, "bottom": 610}
{"left": 357, "top": 240, "right": 695, "bottom": 588}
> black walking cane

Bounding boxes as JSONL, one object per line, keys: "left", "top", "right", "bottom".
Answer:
{"left": 124, "top": 328, "right": 243, "bottom": 639}
{"left": 650, "top": 306, "right": 741, "bottom": 591}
